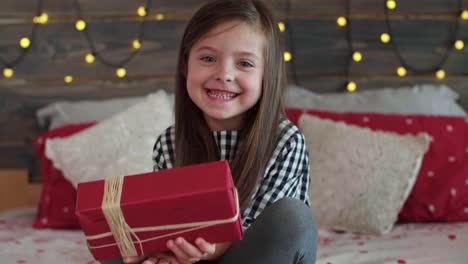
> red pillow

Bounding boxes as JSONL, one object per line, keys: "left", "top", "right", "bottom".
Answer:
{"left": 286, "top": 108, "right": 468, "bottom": 223}
{"left": 32, "top": 122, "right": 95, "bottom": 229}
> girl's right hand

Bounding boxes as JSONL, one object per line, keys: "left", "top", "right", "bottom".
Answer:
{"left": 123, "top": 255, "right": 147, "bottom": 263}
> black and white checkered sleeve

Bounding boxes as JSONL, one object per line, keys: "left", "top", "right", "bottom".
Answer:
{"left": 152, "top": 126, "right": 175, "bottom": 171}
{"left": 241, "top": 121, "right": 310, "bottom": 230}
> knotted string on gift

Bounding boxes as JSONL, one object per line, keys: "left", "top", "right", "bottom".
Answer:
{"left": 88, "top": 175, "right": 240, "bottom": 257}
{"left": 101, "top": 175, "right": 141, "bottom": 257}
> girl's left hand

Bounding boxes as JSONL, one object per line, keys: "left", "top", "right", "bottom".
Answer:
{"left": 143, "top": 237, "right": 216, "bottom": 264}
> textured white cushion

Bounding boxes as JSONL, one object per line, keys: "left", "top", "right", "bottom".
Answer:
{"left": 45, "top": 90, "right": 174, "bottom": 188}
{"left": 36, "top": 93, "right": 175, "bottom": 129}
{"left": 286, "top": 84, "right": 467, "bottom": 116}
{"left": 299, "top": 114, "right": 431, "bottom": 234}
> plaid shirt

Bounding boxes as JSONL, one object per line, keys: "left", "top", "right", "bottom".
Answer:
{"left": 152, "top": 119, "right": 310, "bottom": 230}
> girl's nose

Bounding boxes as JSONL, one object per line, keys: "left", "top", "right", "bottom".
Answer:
{"left": 214, "top": 65, "right": 234, "bottom": 82}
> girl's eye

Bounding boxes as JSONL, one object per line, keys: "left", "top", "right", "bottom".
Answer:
{"left": 200, "top": 56, "right": 215, "bottom": 63}
{"left": 239, "top": 60, "right": 254, "bottom": 68}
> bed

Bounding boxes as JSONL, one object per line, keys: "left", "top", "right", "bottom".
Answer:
{"left": 2, "top": 207, "right": 468, "bottom": 263}
{"left": 1, "top": 84, "right": 467, "bottom": 263}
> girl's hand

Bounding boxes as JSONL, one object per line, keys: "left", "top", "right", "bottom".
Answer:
{"left": 164, "top": 237, "right": 215, "bottom": 263}
{"left": 123, "top": 255, "right": 147, "bottom": 263}
{"left": 123, "top": 237, "right": 216, "bottom": 264}
{"left": 142, "top": 252, "right": 180, "bottom": 264}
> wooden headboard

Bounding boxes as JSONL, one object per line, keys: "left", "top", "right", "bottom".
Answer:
{"left": 1, "top": 0, "right": 467, "bottom": 171}
{"left": 0, "top": 170, "right": 41, "bottom": 212}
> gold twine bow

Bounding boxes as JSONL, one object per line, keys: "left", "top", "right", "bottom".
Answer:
{"left": 101, "top": 176, "right": 140, "bottom": 257}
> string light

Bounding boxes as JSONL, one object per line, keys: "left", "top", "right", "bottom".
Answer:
{"left": 132, "top": 39, "right": 142, "bottom": 49}
{"left": 75, "top": 20, "right": 86, "bottom": 31}
{"left": 155, "top": 14, "right": 165, "bottom": 21}
{"left": 116, "top": 68, "right": 126, "bottom": 78}
{"left": 85, "top": 53, "right": 95, "bottom": 64}
{"left": 352, "top": 51, "right": 362, "bottom": 62}
{"left": 284, "top": 51, "right": 292, "bottom": 62}
{"left": 64, "top": 75, "right": 73, "bottom": 83}
{"left": 383, "top": 0, "right": 464, "bottom": 77}
{"left": 3, "top": 68, "right": 14, "bottom": 78}
{"left": 284, "top": 0, "right": 299, "bottom": 85}
{"left": 380, "top": 33, "right": 391, "bottom": 43}
{"left": 386, "top": 0, "right": 397, "bottom": 10}
{"left": 454, "top": 40, "right": 464, "bottom": 50}
{"left": 2, "top": 0, "right": 466, "bottom": 85}
{"left": 33, "top": 12, "right": 49, "bottom": 24}
{"left": 278, "top": 22, "right": 286, "bottom": 32}
{"left": 397, "top": 66, "right": 407, "bottom": 77}
{"left": 347, "top": 81, "right": 357, "bottom": 92}
{"left": 71, "top": 0, "right": 152, "bottom": 73}
{"left": 461, "top": 10, "right": 468, "bottom": 20}
{"left": 337, "top": 16, "right": 347, "bottom": 27}
{"left": 137, "top": 6, "right": 147, "bottom": 17}
{"left": 19, "top": 37, "right": 31, "bottom": 49}
{"left": 435, "top": 70, "right": 446, "bottom": 80}
{"left": 0, "top": 0, "right": 43, "bottom": 78}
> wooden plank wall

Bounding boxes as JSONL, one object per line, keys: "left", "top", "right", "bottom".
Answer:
{"left": 0, "top": 0, "right": 467, "bottom": 169}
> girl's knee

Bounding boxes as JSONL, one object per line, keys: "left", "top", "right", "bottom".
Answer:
{"left": 264, "top": 197, "right": 317, "bottom": 240}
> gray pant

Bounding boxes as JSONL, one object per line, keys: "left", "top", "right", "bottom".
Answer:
{"left": 101, "top": 197, "right": 317, "bottom": 264}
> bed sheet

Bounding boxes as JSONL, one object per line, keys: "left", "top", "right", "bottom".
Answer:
{"left": 317, "top": 222, "right": 468, "bottom": 264}
{"left": 2, "top": 208, "right": 468, "bottom": 263}
{"left": 0, "top": 208, "right": 96, "bottom": 263}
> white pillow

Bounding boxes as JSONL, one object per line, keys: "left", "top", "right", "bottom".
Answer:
{"left": 36, "top": 93, "right": 175, "bottom": 129}
{"left": 286, "top": 84, "right": 467, "bottom": 116}
{"left": 45, "top": 90, "right": 174, "bottom": 188}
{"left": 299, "top": 114, "right": 431, "bottom": 235}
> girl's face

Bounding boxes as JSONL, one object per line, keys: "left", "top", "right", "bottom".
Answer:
{"left": 186, "top": 20, "right": 265, "bottom": 131}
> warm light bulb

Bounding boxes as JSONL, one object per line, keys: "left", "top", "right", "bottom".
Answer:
{"left": 278, "top": 22, "right": 286, "bottom": 32}
{"left": 397, "top": 66, "right": 407, "bottom": 77}
{"left": 116, "top": 68, "right": 126, "bottom": 78}
{"left": 284, "top": 51, "right": 292, "bottom": 62}
{"left": 386, "top": 0, "right": 397, "bottom": 10}
{"left": 76, "top": 20, "right": 86, "bottom": 31}
{"left": 352, "top": 51, "right": 362, "bottom": 62}
{"left": 19, "top": 37, "right": 31, "bottom": 48}
{"left": 380, "top": 33, "right": 391, "bottom": 43}
{"left": 3, "top": 68, "right": 13, "bottom": 78}
{"left": 85, "top": 53, "right": 95, "bottom": 64}
{"left": 337, "top": 16, "right": 347, "bottom": 27}
{"left": 137, "top": 6, "right": 147, "bottom": 17}
{"left": 347, "top": 81, "right": 357, "bottom": 92}
{"left": 64, "top": 75, "right": 73, "bottom": 83}
{"left": 132, "top": 39, "right": 142, "bottom": 49}
{"left": 461, "top": 10, "right": 468, "bottom": 20}
{"left": 435, "top": 70, "right": 445, "bottom": 80}
{"left": 34, "top": 12, "right": 49, "bottom": 24}
{"left": 454, "top": 40, "right": 464, "bottom": 50}
{"left": 39, "top": 12, "right": 48, "bottom": 24}
{"left": 155, "top": 14, "right": 165, "bottom": 21}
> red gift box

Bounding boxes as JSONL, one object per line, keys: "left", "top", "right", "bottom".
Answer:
{"left": 75, "top": 160, "right": 243, "bottom": 261}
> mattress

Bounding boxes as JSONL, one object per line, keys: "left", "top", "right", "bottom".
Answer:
{"left": 1, "top": 208, "right": 468, "bottom": 263}
{"left": 316, "top": 222, "right": 468, "bottom": 264}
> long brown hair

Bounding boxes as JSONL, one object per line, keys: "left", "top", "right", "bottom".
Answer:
{"left": 174, "top": 0, "right": 287, "bottom": 210}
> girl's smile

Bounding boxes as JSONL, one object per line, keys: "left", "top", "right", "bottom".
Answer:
{"left": 204, "top": 79, "right": 240, "bottom": 101}
{"left": 206, "top": 88, "right": 239, "bottom": 101}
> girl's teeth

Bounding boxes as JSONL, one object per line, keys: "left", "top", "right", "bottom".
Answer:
{"left": 208, "top": 89, "right": 236, "bottom": 100}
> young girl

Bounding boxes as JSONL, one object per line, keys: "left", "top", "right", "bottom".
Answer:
{"left": 121, "top": 0, "right": 317, "bottom": 263}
